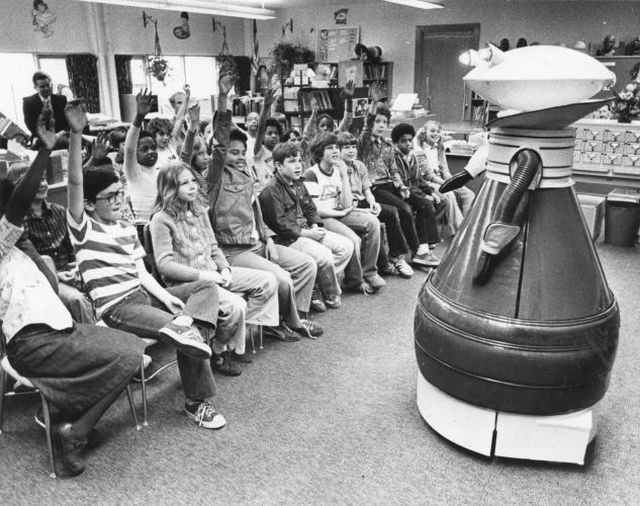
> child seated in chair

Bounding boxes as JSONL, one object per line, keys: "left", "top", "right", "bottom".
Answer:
{"left": 64, "top": 99, "right": 229, "bottom": 432}
{"left": 0, "top": 105, "right": 145, "bottom": 476}
{"left": 259, "top": 142, "right": 354, "bottom": 310}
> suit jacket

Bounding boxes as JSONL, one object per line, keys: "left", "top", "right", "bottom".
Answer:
{"left": 22, "top": 93, "right": 69, "bottom": 139}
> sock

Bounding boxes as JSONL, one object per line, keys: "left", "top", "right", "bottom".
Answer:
{"left": 416, "top": 244, "right": 430, "bottom": 255}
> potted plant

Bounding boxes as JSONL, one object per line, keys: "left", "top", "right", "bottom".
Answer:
{"left": 271, "top": 41, "right": 315, "bottom": 83}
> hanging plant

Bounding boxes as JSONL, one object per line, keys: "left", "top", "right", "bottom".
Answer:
{"left": 143, "top": 11, "right": 170, "bottom": 83}
{"left": 271, "top": 41, "right": 316, "bottom": 82}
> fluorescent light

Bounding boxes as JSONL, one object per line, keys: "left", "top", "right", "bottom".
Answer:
{"left": 72, "top": 0, "right": 277, "bottom": 19}
{"left": 383, "top": 0, "right": 444, "bottom": 9}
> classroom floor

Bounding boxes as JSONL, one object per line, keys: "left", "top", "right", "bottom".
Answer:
{"left": 0, "top": 239, "right": 638, "bottom": 505}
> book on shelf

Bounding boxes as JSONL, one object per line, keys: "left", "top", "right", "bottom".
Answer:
{"left": 0, "top": 112, "right": 28, "bottom": 140}
{"left": 300, "top": 90, "right": 332, "bottom": 112}
{"left": 363, "top": 63, "right": 388, "bottom": 80}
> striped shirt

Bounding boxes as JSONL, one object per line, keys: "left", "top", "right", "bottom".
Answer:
{"left": 23, "top": 200, "right": 75, "bottom": 271}
{"left": 67, "top": 210, "right": 145, "bottom": 317}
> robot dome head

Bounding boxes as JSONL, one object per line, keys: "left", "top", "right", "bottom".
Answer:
{"left": 460, "top": 44, "right": 615, "bottom": 112}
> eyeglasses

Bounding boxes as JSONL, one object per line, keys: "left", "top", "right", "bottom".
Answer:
{"left": 95, "top": 189, "right": 125, "bottom": 204}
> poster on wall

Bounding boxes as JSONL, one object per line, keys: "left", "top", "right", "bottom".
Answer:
{"left": 31, "top": 0, "right": 57, "bottom": 38}
{"left": 317, "top": 26, "right": 360, "bottom": 63}
{"left": 338, "top": 60, "right": 363, "bottom": 87}
{"left": 173, "top": 12, "right": 191, "bottom": 39}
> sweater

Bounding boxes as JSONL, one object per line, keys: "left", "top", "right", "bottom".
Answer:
{"left": 150, "top": 208, "right": 230, "bottom": 285}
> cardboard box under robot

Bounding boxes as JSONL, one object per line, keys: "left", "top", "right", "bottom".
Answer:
{"left": 414, "top": 45, "right": 620, "bottom": 465}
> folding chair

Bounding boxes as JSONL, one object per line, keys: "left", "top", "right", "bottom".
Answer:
{"left": 0, "top": 330, "right": 140, "bottom": 477}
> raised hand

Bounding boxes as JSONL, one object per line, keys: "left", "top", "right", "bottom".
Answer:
{"left": 136, "top": 88, "right": 154, "bottom": 117}
{"left": 36, "top": 104, "right": 57, "bottom": 150}
{"left": 92, "top": 131, "right": 110, "bottom": 162}
{"left": 263, "top": 85, "right": 278, "bottom": 107}
{"left": 187, "top": 103, "right": 200, "bottom": 128}
{"left": 183, "top": 84, "right": 191, "bottom": 98}
{"left": 341, "top": 79, "right": 356, "bottom": 99}
{"left": 64, "top": 99, "right": 88, "bottom": 135}
{"left": 311, "top": 97, "right": 320, "bottom": 115}
{"left": 218, "top": 73, "right": 235, "bottom": 96}
{"left": 370, "top": 81, "right": 386, "bottom": 103}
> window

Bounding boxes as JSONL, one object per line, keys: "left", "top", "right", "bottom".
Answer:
{"left": 127, "top": 55, "right": 217, "bottom": 117}
{"left": 0, "top": 53, "right": 38, "bottom": 130}
{"left": 37, "top": 56, "right": 71, "bottom": 92}
{"left": 0, "top": 53, "right": 71, "bottom": 131}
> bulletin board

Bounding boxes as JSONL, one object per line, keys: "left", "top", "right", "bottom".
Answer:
{"left": 317, "top": 26, "right": 360, "bottom": 63}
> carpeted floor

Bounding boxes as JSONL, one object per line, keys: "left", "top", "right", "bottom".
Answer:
{"left": 1, "top": 240, "right": 639, "bottom": 505}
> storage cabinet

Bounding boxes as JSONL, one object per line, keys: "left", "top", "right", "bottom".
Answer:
{"left": 572, "top": 119, "right": 640, "bottom": 188}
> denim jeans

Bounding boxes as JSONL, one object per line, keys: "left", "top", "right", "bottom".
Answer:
{"left": 323, "top": 211, "right": 381, "bottom": 284}
{"left": 101, "top": 282, "right": 218, "bottom": 401}
{"left": 226, "top": 242, "right": 317, "bottom": 323}
{"left": 289, "top": 231, "right": 353, "bottom": 298}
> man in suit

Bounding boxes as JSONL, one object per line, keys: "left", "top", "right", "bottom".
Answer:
{"left": 23, "top": 71, "right": 69, "bottom": 142}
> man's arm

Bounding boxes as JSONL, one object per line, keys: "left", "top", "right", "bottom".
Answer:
{"left": 65, "top": 100, "right": 89, "bottom": 224}
{"left": 178, "top": 103, "right": 200, "bottom": 165}
{"left": 206, "top": 74, "right": 235, "bottom": 194}
{"left": 171, "top": 85, "right": 190, "bottom": 142}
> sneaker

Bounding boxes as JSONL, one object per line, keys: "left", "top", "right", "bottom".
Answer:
{"left": 159, "top": 316, "right": 212, "bottom": 359}
{"left": 294, "top": 319, "right": 324, "bottom": 339}
{"left": 184, "top": 401, "right": 227, "bottom": 429}
{"left": 379, "top": 261, "right": 399, "bottom": 276}
{"left": 324, "top": 294, "right": 342, "bottom": 309}
{"left": 272, "top": 323, "right": 302, "bottom": 342}
{"left": 310, "top": 288, "right": 326, "bottom": 312}
{"left": 364, "top": 273, "right": 386, "bottom": 290}
{"left": 412, "top": 251, "right": 440, "bottom": 268}
{"left": 392, "top": 257, "right": 414, "bottom": 278}
{"left": 211, "top": 351, "right": 242, "bottom": 376}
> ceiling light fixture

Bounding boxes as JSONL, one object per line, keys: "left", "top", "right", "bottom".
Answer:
{"left": 382, "top": 0, "right": 444, "bottom": 9}
{"left": 72, "top": 0, "right": 276, "bottom": 20}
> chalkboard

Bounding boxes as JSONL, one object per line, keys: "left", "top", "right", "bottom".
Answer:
{"left": 317, "top": 26, "right": 360, "bottom": 63}
{"left": 596, "top": 56, "right": 640, "bottom": 92}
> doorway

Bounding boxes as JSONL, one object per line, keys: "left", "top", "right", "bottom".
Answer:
{"left": 414, "top": 24, "right": 480, "bottom": 123}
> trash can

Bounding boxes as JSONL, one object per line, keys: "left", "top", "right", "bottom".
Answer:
{"left": 604, "top": 188, "right": 640, "bottom": 246}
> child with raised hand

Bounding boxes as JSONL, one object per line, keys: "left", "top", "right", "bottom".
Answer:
{"left": 251, "top": 86, "right": 280, "bottom": 192}
{"left": 414, "top": 120, "right": 475, "bottom": 235}
{"left": 391, "top": 123, "right": 441, "bottom": 267}
{"left": 204, "top": 73, "right": 323, "bottom": 340}
{"left": 357, "top": 82, "right": 414, "bottom": 277}
{"left": 0, "top": 104, "right": 145, "bottom": 476}
{"left": 303, "top": 132, "right": 385, "bottom": 294}
{"left": 260, "top": 142, "right": 354, "bottom": 309}
{"left": 64, "top": 100, "right": 228, "bottom": 431}
{"left": 123, "top": 89, "right": 160, "bottom": 234}
{"left": 178, "top": 102, "right": 210, "bottom": 206}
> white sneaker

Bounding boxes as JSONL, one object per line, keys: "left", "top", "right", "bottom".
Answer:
{"left": 392, "top": 257, "right": 414, "bottom": 278}
{"left": 184, "top": 401, "right": 227, "bottom": 429}
{"left": 159, "top": 316, "right": 212, "bottom": 359}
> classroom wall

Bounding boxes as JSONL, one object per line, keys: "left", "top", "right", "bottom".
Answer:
{"left": 254, "top": 0, "right": 640, "bottom": 99}
{"left": 0, "top": 0, "right": 245, "bottom": 56}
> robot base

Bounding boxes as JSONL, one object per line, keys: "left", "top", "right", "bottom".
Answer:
{"left": 416, "top": 374, "right": 598, "bottom": 465}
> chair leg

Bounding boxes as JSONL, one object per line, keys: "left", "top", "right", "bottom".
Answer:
{"left": 259, "top": 325, "right": 263, "bottom": 350}
{"left": 125, "top": 385, "right": 141, "bottom": 431}
{"left": 139, "top": 357, "right": 149, "bottom": 427}
{"left": 40, "top": 394, "right": 56, "bottom": 478}
{"left": 0, "top": 369, "right": 6, "bottom": 434}
{"left": 249, "top": 326, "right": 256, "bottom": 354}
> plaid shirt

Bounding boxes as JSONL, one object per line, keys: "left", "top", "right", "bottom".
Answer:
{"left": 23, "top": 200, "right": 75, "bottom": 271}
{"left": 357, "top": 112, "right": 404, "bottom": 188}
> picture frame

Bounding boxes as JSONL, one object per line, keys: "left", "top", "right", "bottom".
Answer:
{"left": 338, "top": 60, "right": 363, "bottom": 87}
{"left": 317, "top": 26, "right": 360, "bottom": 63}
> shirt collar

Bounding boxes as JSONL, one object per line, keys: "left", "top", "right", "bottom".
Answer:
{"left": 26, "top": 200, "right": 52, "bottom": 219}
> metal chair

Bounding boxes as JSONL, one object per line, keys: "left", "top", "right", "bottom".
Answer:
{"left": 0, "top": 334, "right": 141, "bottom": 477}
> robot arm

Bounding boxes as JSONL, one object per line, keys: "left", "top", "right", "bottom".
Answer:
{"left": 474, "top": 148, "right": 541, "bottom": 285}
{"left": 440, "top": 137, "right": 489, "bottom": 193}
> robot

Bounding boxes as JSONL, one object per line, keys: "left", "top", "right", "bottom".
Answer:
{"left": 414, "top": 45, "right": 619, "bottom": 465}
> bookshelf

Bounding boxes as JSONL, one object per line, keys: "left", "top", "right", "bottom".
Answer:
{"left": 362, "top": 62, "right": 394, "bottom": 98}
